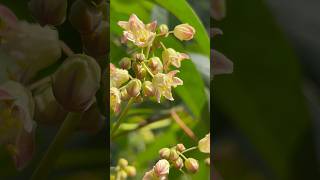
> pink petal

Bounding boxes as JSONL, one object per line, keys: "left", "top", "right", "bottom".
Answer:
{"left": 117, "top": 21, "right": 128, "bottom": 29}
{"left": 146, "top": 21, "right": 157, "bottom": 31}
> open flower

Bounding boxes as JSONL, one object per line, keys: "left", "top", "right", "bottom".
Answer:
{"left": 118, "top": 14, "right": 156, "bottom": 47}
{"left": 198, "top": 133, "right": 210, "bottom": 153}
{"left": 162, "top": 48, "right": 189, "bottom": 70}
{"left": 152, "top": 70, "right": 183, "bottom": 103}
{"left": 110, "top": 87, "right": 121, "bottom": 113}
{"left": 110, "top": 63, "right": 130, "bottom": 88}
{"left": 0, "top": 81, "right": 36, "bottom": 170}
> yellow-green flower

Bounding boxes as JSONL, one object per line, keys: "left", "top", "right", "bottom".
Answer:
{"left": 152, "top": 70, "right": 183, "bottom": 103}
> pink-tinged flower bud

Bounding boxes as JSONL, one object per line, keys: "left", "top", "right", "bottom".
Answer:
{"left": 198, "top": 133, "right": 210, "bottom": 153}
{"left": 0, "top": 81, "right": 36, "bottom": 170}
{"left": 173, "top": 157, "right": 184, "bottom": 169}
{"left": 110, "top": 87, "right": 121, "bottom": 113}
{"left": 173, "top": 23, "right": 195, "bottom": 41}
{"left": 132, "top": 62, "right": 146, "bottom": 79}
{"left": 142, "top": 81, "right": 154, "bottom": 97}
{"left": 185, "top": 158, "right": 199, "bottom": 173}
{"left": 82, "top": 20, "right": 109, "bottom": 59}
{"left": 205, "top": 157, "right": 210, "bottom": 166}
{"left": 69, "top": 0, "right": 103, "bottom": 34}
{"left": 153, "top": 159, "right": 170, "bottom": 177}
{"left": 162, "top": 48, "right": 189, "bottom": 70}
{"left": 110, "top": 64, "right": 130, "bottom": 88}
{"left": 118, "top": 158, "right": 128, "bottom": 168}
{"left": 159, "top": 148, "right": 171, "bottom": 159}
{"left": 134, "top": 53, "right": 146, "bottom": 62}
{"left": 28, "top": 0, "right": 67, "bottom": 26}
{"left": 119, "top": 57, "right": 131, "bottom": 70}
{"left": 176, "top": 143, "right": 186, "bottom": 152}
{"left": 52, "top": 54, "right": 101, "bottom": 112}
{"left": 158, "top": 24, "right": 169, "bottom": 36}
{"left": 125, "top": 166, "right": 136, "bottom": 177}
{"left": 148, "top": 57, "right": 163, "bottom": 74}
{"left": 126, "top": 79, "right": 142, "bottom": 97}
{"left": 169, "top": 149, "right": 179, "bottom": 161}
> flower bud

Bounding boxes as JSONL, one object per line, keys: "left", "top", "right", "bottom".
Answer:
{"left": 198, "top": 133, "right": 210, "bottom": 153}
{"left": 125, "top": 166, "right": 136, "bottom": 177}
{"left": 82, "top": 21, "right": 109, "bottom": 59}
{"left": 118, "top": 158, "right": 128, "bottom": 168}
{"left": 52, "top": 54, "right": 101, "bottom": 112}
{"left": 159, "top": 148, "right": 170, "bottom": 159}
{"left": 126, "top": 79, "right": 142, "bottom": 97}
{"left": 148, "top": 57, "right": 163, "bottom": 74}
{"left": 173, "top": 23, "right": 195, "bottom": 41}
{"left": 110, "top": 87, "right": 121, "bottom": 113}
{"left": 173, "top": 157, "right": 184, "bottom": 169}
{"left": 28, "top": 0, "right": 67, "bottom": 26}
{"left": 169, "top": 149, "right": 179, "bottom": 161}
{"left": 118, "top": 170, "right": 128, "bottom": 179}
{"left": 132, "top": 62, "right": 146, "bottom": 79}
{"left": 176, "top": 143, "right": 186, "bottom": 152}
{"left": 158, "top": 24, "right": 169, "bottom": 36}
{"left": 153, "top": 159, "right": 170, "bottom": 177}
{"left": 69, "top": 0, "right": 103, "bottom": 34}
{"left": 142, "top": 81, "right": 154, "bottom": 97}
{"left": 110, "top": 64, "right": 130, "bottom": 88}
{"left": 119, "top": 57, "right": 131, "bottom": 70}
{"left": 185, "top": 158, "right": 199, "bottom": 173}
{"left": 134, "top": 53, "right": 145, "bottom": 62}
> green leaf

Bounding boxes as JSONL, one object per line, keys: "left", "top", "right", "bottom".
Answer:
{"left": 152, "top": 0, "right": 210, "bottom": 56}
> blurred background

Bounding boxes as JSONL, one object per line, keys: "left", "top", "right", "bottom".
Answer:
{"left": 213, "top": 0, "right": 320, "bottom": 179}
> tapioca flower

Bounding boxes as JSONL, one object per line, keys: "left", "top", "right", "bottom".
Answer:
{"left": 152, "top": 70, "right": 183, "bottom": 103}
{"left": 118, "top": 14, "right": 157, "bottom": 48}
{"left": 110, "top": 87, "right": 121, "bottom": 113}
{"left": 162, "top": 48, "right": 189, "bottom": 70}
{"left": 110, "top": 63, "right": 130, "bottom": 88}
{"left": 173, "top": 23, "right": 195, "bottom": 41}
{"left": 143, "top": 159, "right": 169, "bottom": 180}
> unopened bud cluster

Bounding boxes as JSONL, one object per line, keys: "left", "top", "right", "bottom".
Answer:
{"left": 110, "top": 158, "right": 136, "bottom": 180}
{"left": 110, "top": 14, "right": 196, "bottom": 113}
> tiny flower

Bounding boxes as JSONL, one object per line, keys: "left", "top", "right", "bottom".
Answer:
{"left": 176, "top": 143, "right": 186, "bottom": 152}
{"left": 133, "top": 53, "right": 145, "bottom": 62}
{"left": 110, "top": 64, "right": 130, "bottom": 88}
{"left": 158, "top": 24, "right": 169, "bottom": 36}
{"left": 153, "top": 159, "right": 170, "bottom": 177}
{"left": 159, "top": 148, "right": 171, "bottom": 159}
{"left": 198, "top": 133, "right": 210, "bottom": 153}
{"left": 126, "top": 79, "right": 142, "bottom": 97}
{"left": 148, "top": 57, "right": 163, "bottom": 74}
{"left": 142, "top": 81, "right": 154, "bottom": 97}
{"left": 173, "top": 157, "right": 184, "bottom": 169}
{"left": 125, "top": 166, "right": 136, "bottom": 177}
{"left": 118, "top": 158, "right": 128, "bottom": 168}
{"left": 169, "top": 149, "right": 179, "bottom": 162}
{"left": 119, "top": 57, "right": 131, "bottom": 69}
{"left": 118, "top": 14, "right": 156, "bottom": 48}
{"left": 162, "top": 48, "right": 189, "bottom": 70}
{"left": 173, "top": 23, "right": 195, "bottom": 41}
{"left": 185, "top": 158, "right": 199, "bottom": 173}
{"left": 152, "top": 70, "right": 183, "bottom": 103}
{"left": 110, "top": 87, "right": 121, "bottom": 113}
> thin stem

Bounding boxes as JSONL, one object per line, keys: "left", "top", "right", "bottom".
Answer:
{"left": 59, "top": 40, "right": 74, "bottom": 57}
{"left": 182, "top": 146, "right": 198, "bottom": 154}
{"left": 141, "top": 62, "right": 154, "bottom": 78}
{"left": 177, "top": 151, "right": 187, "bottom": 160}
{"left": 170, "top": 110, "right": 197, "bottom": 141}
{"left": 146, "top": 45, "right": 151, "bottom": 59}
{"left": 111, "top": 98, "right": 135, "bottom": 137}
{"left": 160, "top": 41, "right": 167, "bottom": 50}
{"left": 31, "top": 112, "right": 82, "bottom": 180}
{"left": 28, "top": 76, "right": 52, "bottom": 91}
{"left": 179, "top": 169, "right": 186, "bottom": 174}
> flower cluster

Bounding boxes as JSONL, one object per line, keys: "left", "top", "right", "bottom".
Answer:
{"left": 143, "top": 133, "right": 210, "bottom": 179}
{"left": 110, "top": 14, "right": 195, "bottom": 113}
{"left": 110, "top": 158, "right": 136, "bottom": 180}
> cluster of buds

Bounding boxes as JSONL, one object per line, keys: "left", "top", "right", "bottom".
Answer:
{"left": 110, "top": 14, "right": 196, "bottom": 113}
{"left": 143, "top": 133, "right": 210, "bottom": 179}
{"left": 110, "top": 158, "right": 136, "bottom": 180}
